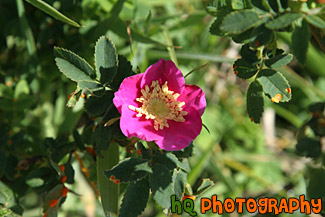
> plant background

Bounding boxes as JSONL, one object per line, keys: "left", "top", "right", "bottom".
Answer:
{"left": 1, "top": 0, "right": 325, "bottom": 216}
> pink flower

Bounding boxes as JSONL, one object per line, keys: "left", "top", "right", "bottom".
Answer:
{"left": 113, "top": 59, "right": 206, "bottom": 151}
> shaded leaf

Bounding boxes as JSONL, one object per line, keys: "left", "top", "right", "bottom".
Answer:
{"left": 292, "top": 19, "right": 310, "bottom": 64}
{"left": 209, "top": 7, "right": 230, "bottom": 36}
{"left": 247, "top": 80, "right": 264, "bottom": 123}
{"left": 153, "top": 152, "right": 178, "bottom": 171}
{"left": 84, "top": 90, "right": 114, "bottom": 117}
{"left": 54, "top": 47, "right": 94, "bottom": 82}
{"left": 63, "top": 163, "right": 74, "bottom": 184}
{"left": 307, "top": 168, "right": 325, "bottom": 211}
{"left": 296, "top": 137, "right": 321, "bottom": 159}
{"left": 111, "top": 55, "right": 134, "bottom": 90}
{"left": 220, "top": 10, "right": 260, "bottom": 34}
{"left": 257, "top": 69, "right": 291, "bottom": 102}
{"left": 0, "top": 152, "right": 6, "bottom": 179}
{"left": 93, "top": 125, "right": 112, "bottom": 155}
{"left": 95, "top": 36, "right": 118, "bottom": 84}
{"left": 233, "top": 58, "right": 258, "bottom": 79}
{"left": 193, "top": 179, "right": 214, "bottom": 196}
{"left": 265, "top": 53, "right": 293, "bottom": 68}
{"left": 149, "top": 164, "right": 174, "bottom": 209}
{"left": 73, "top": 130, "right": 85, "bottom": 151}
{"left": 104, "top": 158, "right": 152, "bottom": 183}
{"left": 266, "top": 13, "right": 301, "bottom": 30}
{"left": 173, "top": 142, "right": 193, "bottom": 159}
{"left": 119, "top": 178, "right": 149, "bottom": 217}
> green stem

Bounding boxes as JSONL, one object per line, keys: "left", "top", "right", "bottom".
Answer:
{"left": 97, "top": 143, "right": 120, "bottom": 217}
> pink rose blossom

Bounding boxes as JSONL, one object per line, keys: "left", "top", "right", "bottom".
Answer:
{"left": 113, "top": 59, "right": 206, "bottom": 151}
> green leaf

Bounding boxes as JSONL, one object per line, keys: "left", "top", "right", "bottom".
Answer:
{"left": 63, "top": 163, "right": 74, "bottom": 184}
{"left": 84, "top": 90, "right": 114, "bottom": 117}
{"left": 119, "top": 178, "right": 149, "bottom": 217}
{"left": 233, "top": 58, "right": 258, "bottom": 79}
{"left": 25, "top": 0, "right": 80, "bottom": 27}
{"left": 54, "top": 47, "right": 95, "bottom": 82}
{"left": 97, "top": 144, "right": 119, "bottom": 217}
{"left": 257, "top": 69, "right": 291, "bottom": 102}
{"left": 292, "top": 19, "right": 310, "bottom": 64}
{"left": 104, "top": 158, "right": 152, "bottom": 183}
{"left": 266, "top": 13, "right": 301, "bottom": 30}
{"left": 0, "top": 152, "right": 6, "bottom": 179}
{"left": 172, "top": 170, "right": 186, "bottom": 200}
{"left": 0, "top": 206, "right": 21, "bottom": 217}
{"left": 307, "top": 168, "right": 325, "bottom": 211}
{"left": 0, "top": 181, "right": 16, "bottom": 208}
{"left": 239, "top": 44, "right": 259, "bottom": 63}
{"left": 78, "top": 81, "right": 102, "bottom": 91}
{"left": 149, "top": 164, "right": 175, "bottom": 209}
{"left": 95, "top": 36, "right": 118, "bottom": 84}
{"left": 153, "top": 152, "right": 178, "bottom": 171}
{"left": 305, "top": 15, "right": 325, "bottom": 29}
{"left": 220, "top": 10, "right": 260, "bottom": 34}
{"left": 14, "top": 80, "right": 29, "bottom": 99}
{"left": 209, "top": 7, "right": 231, "bottom": 36}
{"left": 247, "top": 80, "right": 264, "bottom": 124}
{"left": 111, "top": 55, "right": 134, "bottom": 90}
{"left": 93, "top": 125, "right": 112, "bottom": 155}
{"left": 73, "top": 130, "right": 85, "bottom": 151}
{"left": 296, "top": 137, "right": 321, "bottom": 159}
{"left": 173, "top": 142, "right": 193, "bottom": 159}
{"left": 43, "top": 184, "right": 65, "bottom": 214}
{"left": 265, "top": 53, "right": 293, "bottom": 68}
{"left": 251, "top": 0, "right": 271, "bottom": 12}
{"left": 193, "top": 179, "right": 214, "bottom": 196}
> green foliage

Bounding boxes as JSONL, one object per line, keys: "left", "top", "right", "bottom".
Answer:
{"left": 54, "top": 47, "right": 95, "bottom": 82}
{"left": 296, "top": 137, "right": 321, "bottom": 159}
{"left": 25, "top": 0, "right": 80, "bottom": 27}
{"left": 95, "top": 36, "right": 118, "bottom": 84}
{"left": 247, "top": 80, "right": 264, "bottom": 123}
{"left": 104, "top": 158, "right": 152, "bottom": 183}
{"left": 149, "top": 164, "right": 175, "bottom": 209}
{"left": 292, "top": 19, "right": 310, "bottom": 64}
{"left": 220, "top": 10, "right": 260, "bottom": 34}
{"left": 193, "top": 178, "right": 214, "bottom": 196}
{"left": 257, "top": 69, "right": 291, "bottom": 102}
{"left": 119, "top": 178, "right": 149, "bottom": 217}
{"left": 265, "top": 13, "right": 301, "bottom": 30}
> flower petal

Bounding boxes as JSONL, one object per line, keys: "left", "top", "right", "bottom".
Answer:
{"left": 140, "top": 59, "right": 185, "bottom": 94}
{"left": 113, "top": 73, "right": 143, "bottom": 113}
{"left": 154, "top": 106, "right": 202, "bottom": 151}
{"left": 120, "top": 104, "right": 165, "bottom": 142}
{"left": 178, "top": 84, "right": 206, "bottom": 116}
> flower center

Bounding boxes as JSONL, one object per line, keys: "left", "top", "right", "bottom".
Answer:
{"left": 128, "top": 80, "right": 187, "bottom": 130}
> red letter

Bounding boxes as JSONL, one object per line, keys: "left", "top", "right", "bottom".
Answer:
{"left": 288, "top": 198, "right": 299, "bottom": 213}
{"left": 311, "top": 198, "right": 322, "bottom": 214}
{"left": 258, "top": 198, "right": 268, "bottom": 214}
{"left": 246, "top": 198, "right": 257, "bottom": 213}
{"left": 224, "top": 198, "right": 235, "bottom": 213}
{"left": 278, "top": 198, "right": 289, "bottom": 213}
{"left": 235, "top": 198, "right": 245, "bottom": 213}
{"left": 300, "top": 195, "right": 311, "bottom": 214}
{"left": 201, "top": 198, "right": 212, "bottom": 214}
{"left": 268, "top": 198, "right": 279, "bottom": 215}
{"left": 212, "top": 195, "right": 223, "bottom": 214}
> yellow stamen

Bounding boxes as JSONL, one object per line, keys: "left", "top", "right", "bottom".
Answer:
{"left": 128, "top": 80, "right": 187, "bottom": 130}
